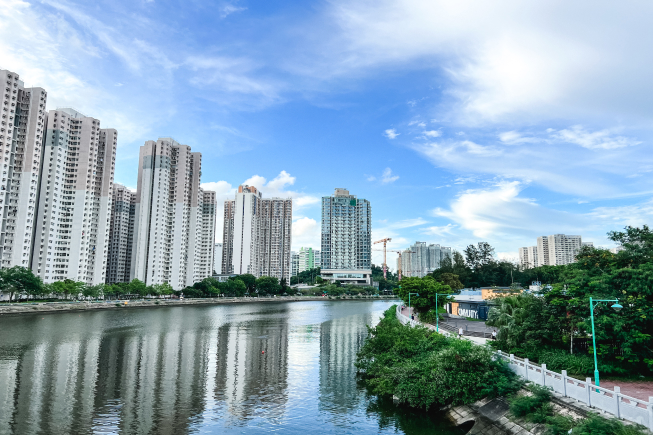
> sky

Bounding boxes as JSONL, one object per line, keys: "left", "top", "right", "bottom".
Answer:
{"left": 2, "top": 0, "right": 652, "bottom": 268}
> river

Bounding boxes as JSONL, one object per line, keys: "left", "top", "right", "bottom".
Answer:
{"left": 0, "top": 300, "right": 463, "bottom": 434}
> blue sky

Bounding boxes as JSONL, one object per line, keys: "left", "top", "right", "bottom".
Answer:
{"left": 2, "top": 0, "right": 652, "bottom": 267}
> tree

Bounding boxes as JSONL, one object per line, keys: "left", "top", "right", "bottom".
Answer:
{"left": 82, "top": 284, "right": 105, "bottom": 300}
{"left": 235, "top": 274, "right": 257, "bottom": 293}
{"left": 50, "top": 279, "right": 83, "bottom": 300}
{"left": 127, "top": 279, "right": 147, "bottom": 298}
{"left": 0, "top": 266, "right": 42, "bottom": 302}
{"left": 395, "top": 276, "right": 453, "bottom": 317}
{"left": 256, "top": 276, "right": 281, "bottom": 296}
{"left": 224, "top": 279, "right": 246, "bottom": 297}
{"left": 464, "top": 242, "right": 495, "bottom": 271}
{"left": 434, "top": 273, "right": 464, "bottom": 292}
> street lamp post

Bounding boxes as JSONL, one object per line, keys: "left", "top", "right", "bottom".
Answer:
{"left": 589, "top": 297, "right": 623, "bottom": 388}
{"left": 408, "top": 292, "right": 419, "bottom": 319}
{"left": 434, "top": 293, "right": 451, "bottom": 333}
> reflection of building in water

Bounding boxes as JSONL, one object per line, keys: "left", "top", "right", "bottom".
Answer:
{"left": 214, "top": 319, "right": 289, "bottom": 421}
{"left": 319, "top": 312, "right": 374, "bottom": 415}
{"left": 0, "top": 311, "right": 216, "bottom": 435}
{"left": 0, "top": 308, "right": 291, "bottom": 434}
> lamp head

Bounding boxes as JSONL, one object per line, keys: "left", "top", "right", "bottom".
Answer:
{"left": 611, "top": 303, "right": 623, "bottom": 312}
{"left": 416, "top": 293, "right": 419, "bottom": 297}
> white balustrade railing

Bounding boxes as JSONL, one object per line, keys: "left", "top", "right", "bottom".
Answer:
{"left": 395, "top": 305, "right": 653, "bottom": 430}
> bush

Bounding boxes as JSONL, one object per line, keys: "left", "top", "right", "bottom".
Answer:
{"left": 571, "top": 415, "right": 649, "bottom": 435}
{"left": 356, "top": 306, "right": 521, "bottom": 409}
{"left": 509, "top": 384, "right": 553, "bottom": 423}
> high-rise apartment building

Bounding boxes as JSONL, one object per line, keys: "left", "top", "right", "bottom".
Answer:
{"left": 404, "top": 241, "right": 452, "bottom": 277}
{"left": 214, "top": 243, "right": 223, "bottom": 275}
{"left": 299, "top": 247, "right": 319, "bottom": 273}
{"left": 0, "top": 69, "right": 47, "bottom": 268}
{"left": 106, "top": 183, "right": 135, "bottom": 283}
{"left": 31, "top": 108, "right": 116, "bottom": 284}
{"left": 314, "top": 249, "right": 321, "bottom": 268}
{"left": 320, "top": 188, "right": 372, "bottom": 286}
{"left": 130, "top": 138, "right": 216, "bottom": 290}
{"left": 518, "top": 246, "right": 538, "bottom": 270}
{"left": 291, "top": 251, "right": 299, "bottom": 277}
{"left": 531, "top": 234, "right": 591, "bottom": 267}
{"left": 222, "top": 185, "right": 292, "bottom": 281}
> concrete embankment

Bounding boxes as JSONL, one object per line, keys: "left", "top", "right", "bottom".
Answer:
{"left": 0, "top": 296, "right": 399, "bottom": 317}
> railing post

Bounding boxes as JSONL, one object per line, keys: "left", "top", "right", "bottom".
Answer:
{"left": 541, "top": 364, "right": 546, "bottom": 386}
{"left": 648, "top": 397, "right": 653, "bottom": 431}
{"left": 614, "top": 386, "right": 620, "bottom": 419}
{"left": 586, "top": 378, "right": 592, "bottom": 407}
{"left": 524, "top": 358, "right": 529, "bottom": 381}
{"left": 561, "top": 370, "right": 567, "bottom": 397}
{"left": 509, "top": 354, "right": 514, "bottom": 365}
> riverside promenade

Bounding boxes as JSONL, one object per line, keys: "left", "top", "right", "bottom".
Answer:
{"left": 0, "top": 295, "right": 399, "bottom": 317}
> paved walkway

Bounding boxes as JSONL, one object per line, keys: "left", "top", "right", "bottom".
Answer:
{"left": 598, "top": 379, "right": 653, "bottom": 402}
{"left": 399, "top": 306, "right": 489, "bottom": 344}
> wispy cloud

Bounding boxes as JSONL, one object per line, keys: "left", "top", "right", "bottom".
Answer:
{"left": 552, "top": 126, "right": 641, "bottom": 150}
{"left": 381, "top": 167, "right": 399, "bottom": 184}
{"left": 384, "top": 128, "right": 399, "bottom": 139}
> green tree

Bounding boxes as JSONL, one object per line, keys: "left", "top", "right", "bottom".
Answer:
{"left": 224, "top": 279, "right": 246, "bottom": 297}
{"left": 82, "top": 284, "right": 105, "bottom": 300}
{"left": 395, "top": 276, "right": 453, "bottom": 317}
{"left": 235, "top": 274, "right": 257, "bottom": 293}
{"left": 50, "top": 279, "right": 83, "bottom": 300}
{"left": 256, "top": 276, "right": 281, "bottom": 295}
{"left": 127, "top": 279, "right": 147, "bottom": 298}
{"left": 0, "top": 266, "right": 42, "bottom": 302}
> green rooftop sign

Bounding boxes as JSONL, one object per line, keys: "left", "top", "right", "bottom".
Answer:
{"left": 350, "top": 199, "right": 357, "bottom": 206}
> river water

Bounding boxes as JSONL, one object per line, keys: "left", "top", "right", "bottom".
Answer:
{"left": 0, "top": 300, "right": 463, "bottom": 434}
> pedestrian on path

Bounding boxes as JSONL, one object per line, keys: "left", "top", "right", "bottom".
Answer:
{"left": 458, "top": 327, "right": 463, "bottom": 337}
{"left": 492, "top": 329, "right": 497, "bottom": 340}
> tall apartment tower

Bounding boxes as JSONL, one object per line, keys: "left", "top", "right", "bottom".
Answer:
{"left": 196, "top": 189, "right": 216, "bottom": 282}
{"left": 222, "top": 185, "right": 292, "bottom": 281}
{"left": 405, "top": 242, "right": 452, "bottom": 277}
{"left": 0, "top": 69, "right": 47, "bottom": 268}
{"left": 213, "top": 243, "right": 223, "bottom": 275}
{"left": 291, "top": 251, "right": 299, "bottom": 277}
{"left": 131, "top": 138, "right": 216, "bottom": 290}
{"left": 31, "top": 108, "right": 116, "bottom": 284}
{"left": 106, "top": 183, "right": 135, "bottom": 283}
{"left": 320, "top": 188, "right": 372, "bottom": 285}
{"left": 518, "top": 246, "right": 538, "bottom": 270}
{"left": 536, "top": 236, "right": 550, "bottom": 267}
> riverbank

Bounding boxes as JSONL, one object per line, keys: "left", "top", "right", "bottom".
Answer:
{"left": 0, "top": 295, "right": 399, "bottom": 317}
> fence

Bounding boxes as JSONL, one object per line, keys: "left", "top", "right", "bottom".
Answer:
{"left": 395, "top": 306, "right": 653, "bottom": 430}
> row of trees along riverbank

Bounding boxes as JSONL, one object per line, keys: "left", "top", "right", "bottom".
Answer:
{"left": 391, "top": 225, "right": 653, "bottom": 379}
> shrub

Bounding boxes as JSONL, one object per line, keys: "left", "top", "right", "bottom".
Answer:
{"left": 571, "top": 415, "right": 649, "bottom": 435}
{"left": 509, "top": 384, "right": 553, "bottom": 422}
{"left": 356, "top": 306, "right": 521, "bottom": 409}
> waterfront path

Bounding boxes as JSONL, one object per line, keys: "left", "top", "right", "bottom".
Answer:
{"left": 0, "top": 295, "right": 400, "bottom": 317}
{"left": 399, "top": 305, "right": 653, "bottom": 404}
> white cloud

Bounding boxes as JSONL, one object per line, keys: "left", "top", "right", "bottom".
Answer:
{"left": 432, "top": 181, "right": 584, "bottom": 239}
{"left": 422, "top": 224, "right": 456, "bottom": 236}
{"left": 384, "top": 129, "right": 399, "bottom": 139}
{"left": 553, "top": 126, "right": 641, "bottom": 150}
{"left": 292, "top": 217, "right": 320, "bottom": 250}
{"left": 325, "top": 0, "right": 653, "bottom": 126}
{"left": 498, "top": 131, "right": 538, "bottom": 145}
{"left": 423, "top": 130, "right": 441, "bottom": 138}
{"left": 220, "top": 4, "right": 247, "bottom": 19}
{"left": 380, "top": 167, "right": 399, "bottom": 184}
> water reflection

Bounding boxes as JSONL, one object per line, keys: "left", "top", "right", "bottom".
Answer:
{"left": 0, "top": 301, "right": 461, "bottom": 434}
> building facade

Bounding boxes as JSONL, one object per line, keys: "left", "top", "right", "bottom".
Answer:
{"left": 31, "top": 108, "right": 116, "bottom": 285}
{"left": 106, "top": 183, "right": 135, "bottom": 283}
{"left": 0, "top": 69, "right": 47, "bottom": 269}
{"left": 222, "top": 185, "right": 292, "bottom": 281}
{"left": 214, "top": 243, "right": 223, "bottom": 275}
{"left": 518, "top": 246, "right": 539, "bottom": 270}
{"left": 320, "top": 188, "right": 372, "bottom": 285}
{"left": 291, "top": 251, "right": 299, "bottom": 277}
{"left": 130, "top": 138, "right": 216, "bottom": 290}
{"left": 401, "top": 242, "right": 452, "bottom": 277}
{"left": 529, "top": 234, "right": 592, "bottom": 267}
